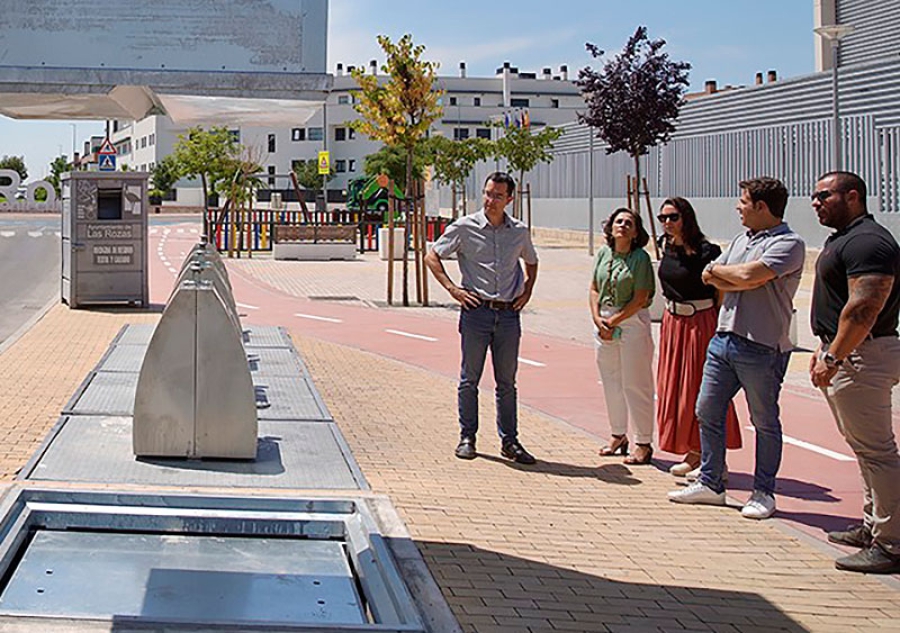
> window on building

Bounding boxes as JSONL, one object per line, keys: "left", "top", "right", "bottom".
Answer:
{"left": 291, "top": 159, "right": 306, "bottom": 172}
{"left": 140, "top": 137, "right": 147, "bottom": 149}
{"left": 291, "top": 128, "right": 305, "bottom": 141}
{"left": 267, "top": 165, "right": 276, "bottom": 186}
{"left": 334, "top": 127, "right": 346, "bottom": 141}
{"left": 348, "top": 128, "right": 356, "bottom": 140}
{"left": 551, "top": 98, "right": 559, "bottom": 108}
{"left": 449, "top": 96, "right": 457, "bottom": 106}
{"left": 149, "top": 133, "right": 155, "bottom": 146}
{"left": 268, "top": 134, "right": 276, "bottom": 153}
{"left": 229, "top": 129, "right": 241, "bottom": 143}
{"left": 476, "top": 128, "right": 491, "bottom": 139}
{"left": 113, "top": 121, "right": 119, "bottom": 133}
{"left": 337, "top": 95, "right": 349, "bottom": 105}
{"left": 453, "top": 128, "right": 469, "bottom": 140}
{"left": 348, "top": 159, "right": 356, "bottom": 172}
{"left": 149, "top": 162, "right": 155, "bottom": 170}
{"left": 510, "top": 98, "right": 530, "bottom": 108}
{"left": 474, "top": 97, "right": 481, "bottom": 107}
{"left": 335, "top": 159, "right": 346, "bottom": 173}
{"left": 308, "top": 127, "right": 324, "bottom": 141}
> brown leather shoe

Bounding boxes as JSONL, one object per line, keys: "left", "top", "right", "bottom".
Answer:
{"left": 835, "top": 544, "right": 900, "bottom": 574}
{"left": 828, "top": 524, "right": 872, "bottom": 549}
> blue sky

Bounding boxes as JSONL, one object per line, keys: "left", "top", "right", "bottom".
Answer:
{"left": 2, "top": 0, "right": 813, "bottom": 179}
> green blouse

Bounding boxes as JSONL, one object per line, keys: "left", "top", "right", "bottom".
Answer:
{"left": 592, "top": 245, "right": 655, "bottom": 309}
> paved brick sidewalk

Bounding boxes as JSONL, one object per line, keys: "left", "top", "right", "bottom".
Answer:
{"left": 294, "top": 333, "right": 900, "bottom": 633}
{"left": 0, "top": 304, "right": 157, "bottom": 479}
{"left": 0, "top": 231, "right": 897, "bottom": 632}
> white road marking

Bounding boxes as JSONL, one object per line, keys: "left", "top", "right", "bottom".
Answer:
{"left": 177, "top": 228, "right": 185, "bottom": 233}
{"left": 167, "top": 267, "right": 177, "bottom": 273}
{"left": 744, "top": 425, "right": 854, "bottom": 462}
{"left": 386, "top": 329, "right": 437, "bottom": 342}
{"left": 189, "top": 228, "right": 199, "bottom": 234}
{"left": 27, "top": 231, "right": 42, "bottom": 237}
{"left": 0, "top": 231, "right": 14, "bottom": 237}
{"left": 295, "top": 313, "right": 343, "bottom": 324}
{"left": 149, "top": 228, "right": 158, "bottom": 234}
{"left": 236, "top": 302, "right": 259, "bottom": 311}
{"left": 518, "top": 357, "right": 546, "bottom": 367}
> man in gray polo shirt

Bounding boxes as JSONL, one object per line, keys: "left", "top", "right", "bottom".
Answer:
{"left": 425, "top": 172, "right": 539, "bottom": 464}
{"left": 669, "top": 177, "right": 805, "bottom": 519}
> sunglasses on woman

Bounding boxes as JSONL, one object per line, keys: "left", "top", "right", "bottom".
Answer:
{"left": 657, "top": 213, "right": 681, "bottom": 223}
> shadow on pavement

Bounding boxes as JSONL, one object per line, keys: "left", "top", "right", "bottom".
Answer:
{"left": 479, "top": 454, "right": 649, "bottom": 486}
{"left": 775, "top": 510, "right": 860, "bottom": 536}
{"left": 78, "top": 304, "right": 166, "bottom": 314}
{"left": 416, "top": 540, "right": 809, "bottom": 632}
{"left": 727, "top": 472, "right": 842, "bottom": 503}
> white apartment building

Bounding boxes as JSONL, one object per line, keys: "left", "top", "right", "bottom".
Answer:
{"left": 109, "top": 62, "right": 584, "bottom": 205}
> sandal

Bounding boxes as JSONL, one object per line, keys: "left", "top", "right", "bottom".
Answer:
{"left": 599, "top": 434, "right": 629, "bottom": 456}
{"left": 669, "top": 450, "right": 701, "bottom": 476}
{"left": 624, "top": 443, "right": 653, "bottom": 465}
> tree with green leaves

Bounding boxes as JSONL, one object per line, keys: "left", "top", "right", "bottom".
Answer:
{"left": 424, "top": 136, "right": 491, "bottom": 218}
{"left": 171, "top": 126, "right": 238, "bottom": 237}
{"left": 350, "top": 33, "right": 444, "bottom": 306}
{"left": 576, "top": 26, "right": 691, "bottom": 222}
{"left": 0, "top": 155, "right": 27, "bottom": 181}
{"left": 46, "top": 155, "right": 71, "bottom": 197}
{"left": 292, "top": 158, "right": 334, "bottom": 191}
{"left": 491, "top": 124, "right": 563, "bottom": 217}
{"left": 363, "top": 143, "right": 428, "bottom": 186}
{"left": 149, "top": 154, "right": 182, "bottom": 201}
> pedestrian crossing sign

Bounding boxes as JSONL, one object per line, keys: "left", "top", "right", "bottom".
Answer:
{"left": 317, "top": 151, "right": 330, "bottom": 175}
{"left": 98, "top": 154, "right": 116, "bottom": 171}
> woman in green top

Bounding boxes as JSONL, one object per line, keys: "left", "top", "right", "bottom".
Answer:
{"left": 590, "top": 208, "right": 656, "bottom": 465}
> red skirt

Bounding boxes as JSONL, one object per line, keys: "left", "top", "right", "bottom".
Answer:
{"left": 656, "top": 307, "right": 742, "bottom": 454}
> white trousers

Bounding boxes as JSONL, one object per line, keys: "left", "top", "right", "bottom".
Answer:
{"left": 594, "top": 308, "right": 656, "bottom": 444}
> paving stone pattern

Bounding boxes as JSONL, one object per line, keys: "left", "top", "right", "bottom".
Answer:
{"left": 294, "top": 333, "right": 900, "bottom": 633}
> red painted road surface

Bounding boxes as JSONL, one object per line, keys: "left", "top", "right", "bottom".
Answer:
{"left": 150, "top": 223, "right": 899, "bottom": 546}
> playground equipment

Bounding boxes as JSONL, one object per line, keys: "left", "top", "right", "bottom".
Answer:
{"left": 347, "top": 175, "right": 404, "bottom": 214}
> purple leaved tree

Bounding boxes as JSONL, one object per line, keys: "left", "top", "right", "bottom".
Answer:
{"left": 576, "top": 26, "right": 691, "bottom": 245}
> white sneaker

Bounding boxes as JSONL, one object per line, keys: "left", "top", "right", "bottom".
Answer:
{"left": 741, "top": 490, "right": 776, "bottom": 520}
{"left": 685, "top": 465, "right": 728, "bottom": 483}
{"left": 667, "top": 481, "right": 726, "bottom": 506}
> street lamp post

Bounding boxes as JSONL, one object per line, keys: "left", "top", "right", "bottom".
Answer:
{"left": 814, "top": 24, "right": 855, "bottom": 170}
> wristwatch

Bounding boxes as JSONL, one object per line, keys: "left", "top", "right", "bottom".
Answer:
{"left": 822, "top": 352, "right": 844, "bottom": 369}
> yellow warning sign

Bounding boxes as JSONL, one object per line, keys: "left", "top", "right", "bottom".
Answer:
{"left": 317, "top": 151, "right": 330, "bottom": 175}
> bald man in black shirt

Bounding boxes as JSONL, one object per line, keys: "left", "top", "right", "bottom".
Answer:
{"left": 810, "top": 170, "right": 900, "bottom": 574}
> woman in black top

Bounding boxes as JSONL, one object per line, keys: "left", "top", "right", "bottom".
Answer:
{"left": 655, "top": 197, "right": 741, "bottom": 477}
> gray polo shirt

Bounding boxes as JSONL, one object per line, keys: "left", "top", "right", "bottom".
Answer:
{"left": 714, "top": 222, "right": 805, "bottom": 352}
{"left": 431, "top": 210, "right": 538, "bottom": 302}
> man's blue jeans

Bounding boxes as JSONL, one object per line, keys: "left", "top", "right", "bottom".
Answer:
{"left": 696, "top": 332, "right": 790, "bottom": 495}
{"left": 458, "top": 304, "right": 521, "bottom": 443}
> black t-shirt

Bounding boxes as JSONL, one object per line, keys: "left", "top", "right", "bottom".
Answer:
{"left": 657, "top": 239, "right": 721, "bottom": 302}
{"left": 812, "top": 214, "right": 900, "bottom": 338}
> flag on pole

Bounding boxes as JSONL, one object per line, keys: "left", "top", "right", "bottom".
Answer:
{"left": 523, "top": 109, "right": 530, "bottom": 129}
{"left": 503, "top": 112, "right": 510, "bottom": 129}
